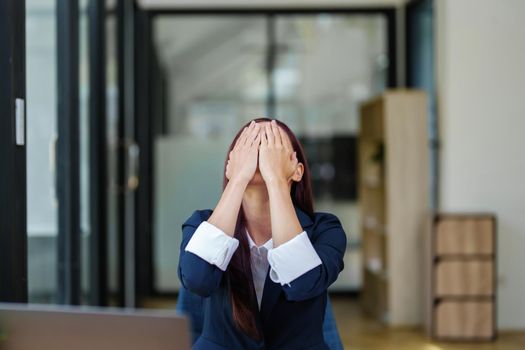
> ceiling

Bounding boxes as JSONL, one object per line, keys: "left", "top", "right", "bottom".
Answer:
{"left": 138, "top": 0, "right": 409, "bottom": 10}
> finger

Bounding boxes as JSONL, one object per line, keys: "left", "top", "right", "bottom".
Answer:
{"left": 239, "top": 121, "right": 255, "bottom": 146}
{"left": 250, "top": 132, "right": 261, "bottom": 148}
{"left": 261, "top": 127, "right": 268, "bottom": 147}
{"left": 242, "top": 121, "right": 258, "bottom": 146}
{"left": 234, "top": 127, "right": 249, "bottom": 148}
{"left": 271, "top": 120, "right": 282, "bottom": 146}
{"left": 278, "top": 126, "right": 292, "bottom": 150}
{"left": 265, "top": 123, "right": 274, "bottom": 145}
{"left": 251, "top": 123, "right": 261, "bottom": 140}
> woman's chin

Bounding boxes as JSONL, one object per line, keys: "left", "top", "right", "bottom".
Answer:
{"left": 248, "top": 173, "right": 265, "bottom": 186}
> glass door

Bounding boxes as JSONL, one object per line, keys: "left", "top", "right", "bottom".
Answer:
{"left": 26, "top": 0, "right": 59, "bottom": 303}
{"left": 25, "top": 0, "right": 122, "bottom": 306}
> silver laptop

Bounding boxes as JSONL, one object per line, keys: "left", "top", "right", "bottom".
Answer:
{"left": 0, "top": 303, "right": 191, "bottom": 350}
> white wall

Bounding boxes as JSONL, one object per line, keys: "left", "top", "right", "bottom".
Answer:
{"left": 436, "top": 0, "right": 525, "bottom": 329}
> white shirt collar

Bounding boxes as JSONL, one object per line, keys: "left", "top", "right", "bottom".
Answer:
{"left": 245, "top": 228, "right": 273, "bottom": 250}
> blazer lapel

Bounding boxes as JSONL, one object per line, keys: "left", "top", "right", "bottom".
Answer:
{"left": 260, "top": 206, "right": 314, "bottom": 323}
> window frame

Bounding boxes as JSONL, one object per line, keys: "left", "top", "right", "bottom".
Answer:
{"left": 0, "top": 0, "right": 27, "bottom": 303}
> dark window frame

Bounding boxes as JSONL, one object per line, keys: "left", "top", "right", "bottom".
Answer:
{"left": 117, "top": 0, "right": 138, "bottom": 308}
{"left": 0, "top": 0, "right": 27, "bottom": 303}
{"left": 88, "top": 0, "right": 108, "bottom": 307}
{"left": 56, "top": 0, "right": 81, "bottom": 305}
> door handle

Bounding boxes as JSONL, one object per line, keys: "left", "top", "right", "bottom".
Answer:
{"left": 126, "top": 140, "right": 140, "bottom": 192}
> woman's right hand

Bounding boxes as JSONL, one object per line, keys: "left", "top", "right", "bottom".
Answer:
{"left": 225, "top": 121, "right": 261, "bottom": 183}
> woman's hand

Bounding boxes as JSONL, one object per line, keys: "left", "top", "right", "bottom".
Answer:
{"left": 225, "top": 121, "right": 261, "bottom": 183}
{"left": 259, "top": 120, "right": 298, "bottom": 184}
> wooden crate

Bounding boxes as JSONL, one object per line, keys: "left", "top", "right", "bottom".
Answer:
{"left": 435, "top": 301, "right": 494, "bottom": 340}
{"left": 435, "top": 261, "right": 493, "bottom": 297}
{"left": 426, "top": 214, "right": 497, "bottom": 341}
{"left": 435, "top": 218, "right": 494, "bottom": 255}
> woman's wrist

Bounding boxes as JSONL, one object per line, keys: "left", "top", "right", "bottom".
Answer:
{"left": 265, "top": 177, "right": 289, "bottom": 191}
{"left": 209, "top": 176, "right": 250, "bottom": 237}
{"left": 229, "top": 176, "right": 251, "bottom": 188}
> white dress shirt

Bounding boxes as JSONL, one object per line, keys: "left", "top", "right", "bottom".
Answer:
{"left": 245, "top": 229, "right": 272, "bottom": 309}
{"left": 184, "top": 220, "right": 323, "bottom": 309}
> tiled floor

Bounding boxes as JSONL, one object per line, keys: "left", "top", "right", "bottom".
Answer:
{"left": 144, "top": 296, "right": 525, "bottom": 349}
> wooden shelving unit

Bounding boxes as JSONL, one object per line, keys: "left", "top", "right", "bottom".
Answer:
{"left": 425, "top": 214, "right": 497, "bottom": 341}
{"left": 359, "top": 90, "right": 429, "bottom": 325}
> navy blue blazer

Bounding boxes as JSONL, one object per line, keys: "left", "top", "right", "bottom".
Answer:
{"left": 178, "top": 206, "right": 347, "bottom": 350}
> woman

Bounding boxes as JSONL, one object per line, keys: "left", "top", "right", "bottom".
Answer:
{"left": 175, "top": 284, "right": 343, "bottom": 349}
{"left": 178, "top": 118, "right": 347, "bottom": 349}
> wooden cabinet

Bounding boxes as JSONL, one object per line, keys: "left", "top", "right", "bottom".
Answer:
{"left": 359, "top": 90, "right": 429, "bottom": 326}
{"left": 426, "top": 214, "right": 497, "bottom": 341}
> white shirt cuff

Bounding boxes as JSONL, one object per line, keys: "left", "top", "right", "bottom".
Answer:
{"left": 267, "top": 231, "right": 322, "bottom": 286}
{"left": 184, "top": 221, "right": 239, "bottom": 271}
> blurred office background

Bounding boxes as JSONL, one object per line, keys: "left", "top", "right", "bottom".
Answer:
{"left": 1, "top": 0, "right": 525, "bottom": 348}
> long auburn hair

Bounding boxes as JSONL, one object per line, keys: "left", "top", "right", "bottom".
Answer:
{"left": 222, "top": 118, "right": 314, "bottom": 340}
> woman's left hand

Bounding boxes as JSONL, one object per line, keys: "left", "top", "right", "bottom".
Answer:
{"left": 259, "top": 120, "right": 298, "bottom": 184}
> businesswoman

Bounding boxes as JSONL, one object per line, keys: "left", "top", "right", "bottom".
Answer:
{"left": 178, "top": 118, "right": 347, "bottom": 349}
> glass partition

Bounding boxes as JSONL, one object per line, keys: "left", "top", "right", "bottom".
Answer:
{"left": 152, "top": 13, "right": 388, "bottom": 293}
{"left": 273, "top": 14, "right": 388, "bottom": 290}
{"left": 152, "top": 16, "right": 268, "bottom": 291}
